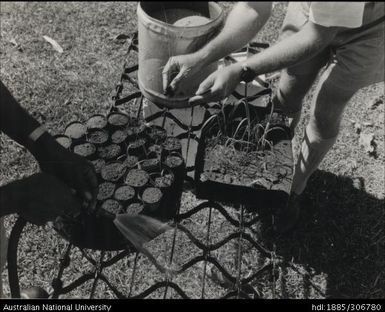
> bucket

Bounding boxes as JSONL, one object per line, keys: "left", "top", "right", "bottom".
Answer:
{"left": 137, "top": 2, "right": 224, "bottom": 108}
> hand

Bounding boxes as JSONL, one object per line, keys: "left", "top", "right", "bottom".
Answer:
{"left": 188, "top": 63, "right": 242, "bottom": 106}
{"left": 162, "top": 53, "right": 206, "bottom": 96}
{"left": 8, "top": 173, "right": 82, "bottom": 226}
{"left": 33, "top": 134, "right": 98, "bottom": 211}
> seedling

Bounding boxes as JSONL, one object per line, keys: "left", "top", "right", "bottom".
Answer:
{"left": 195, "top": 95, "right": 293, "bottom": 207}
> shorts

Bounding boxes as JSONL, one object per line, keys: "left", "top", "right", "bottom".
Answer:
{"left": 281, "top": 2, "right": 384, "bottom": 91}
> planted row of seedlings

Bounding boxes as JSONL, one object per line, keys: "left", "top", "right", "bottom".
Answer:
{"left": 54, "top": 111, "right": 185, "bottom": 221}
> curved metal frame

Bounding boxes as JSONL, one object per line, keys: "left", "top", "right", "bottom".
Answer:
{"left": 7, "top": 217, "right": 27, "bottom": 298}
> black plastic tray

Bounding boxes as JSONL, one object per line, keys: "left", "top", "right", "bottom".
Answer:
{"left": 194, "top": 105, "right": 294, "bottom": 210}
{"left": 54, "top": 114, "right": 186, "bottom": 251}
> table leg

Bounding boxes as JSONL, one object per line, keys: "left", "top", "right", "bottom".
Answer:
{"left": 0, "top": 217, "right": 8, "bottom": 298}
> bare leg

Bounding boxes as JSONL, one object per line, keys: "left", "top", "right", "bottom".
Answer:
{"left": 273, "top": 68, "right": 320, "bottom": 134}
{"left": 272, "top": 41, "right": 330, "bottom": 132}
{"left": 290, "top": 64, "right": 358, "bottom": 195}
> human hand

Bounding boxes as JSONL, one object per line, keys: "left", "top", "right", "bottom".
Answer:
{"left": 188, "top": 62, "right": 242, "bottom": 106}
{"left": 162, "top": 53, "right": 206, "bottom": 96}
{"left": 8, "top": 173, "right": 82, "bottom": 226}
{"left": 34, "top": 134, "right": 98, "bottom": 211}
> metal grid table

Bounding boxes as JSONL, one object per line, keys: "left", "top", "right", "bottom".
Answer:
{"left": 6, "top": 32, "right": 325, "bottom": 299}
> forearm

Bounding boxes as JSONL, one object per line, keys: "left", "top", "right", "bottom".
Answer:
{"left": 197, "top": 2, "right": 272, "bottom": 66}
{"left": 0, "top": 182, "right": 19, "bottom": 217}
{"left": 0, "top": 80, "right": 41, "bottom": 150}
{"left": 246, "top": 22, "right": 339, "bottom": 76}
{"left": 0, "top": 80, "right": 62, "bottom": 163}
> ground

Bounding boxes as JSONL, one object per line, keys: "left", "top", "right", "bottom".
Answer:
{"left": 0, "top": 2, "right": 384, "bottom": 299}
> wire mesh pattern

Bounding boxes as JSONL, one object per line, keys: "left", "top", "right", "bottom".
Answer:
{"left": 7, "top": 32, "right": 326, "bottom": 299}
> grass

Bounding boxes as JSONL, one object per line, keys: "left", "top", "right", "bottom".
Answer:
{"left": 1, "top": 2, "right": 384, "bottom": 299}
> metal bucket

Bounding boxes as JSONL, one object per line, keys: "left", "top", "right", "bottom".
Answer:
{"left": 137, "top": 2, "right": 224, "bottom": 108}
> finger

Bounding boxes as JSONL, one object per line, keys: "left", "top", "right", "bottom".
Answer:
{"left": 187, "top": 89, "right": 211, "bottom": 106}
{"left": 82, "top": 165, "right": 98, "bottom": 211}
{"left": 188, "top": 95, "right": 206, "bottom": 106}
{"left": 168, "top": 69, "right": 187, "bottom": 95}
{"left": 162, "top": 59, "right": 177, "bottom": 93}
{"left": 189, "top": 89, "right": 221, "bottom": 106}
{"left": 195, "top": 74, "right": 215, "bottom": 96}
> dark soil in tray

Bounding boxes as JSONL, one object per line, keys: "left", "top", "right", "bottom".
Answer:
{"left": 100, "top": 162, "right": 127, "bottom": 182}
{"left": 97, "top": 182, "right": 116, "bottom": 201}
{"left": 73, "top": 142, "right": 96, "bottom": 159}
{"left": 195, "top": 106, "right": 294, "bottom": 208}
{"left": 129, "top": 124, "right": 147, "bottom": 137}
{"left": 101, "top": 199, "right": 123, "bottom": 215}
{"left": 125, "top": 202, "right": 144, "bottom": 215}
{"left": 147, "top": 144, "right": 162, "bottom": 159}
{"left": 153, "top": 172, "right": 174, "bottom": 189}
{"left": 141, "top": 187, "right": 163, "bottom": 214}
{"left": 162, "top": 137, "right": 182, "bottom": 154}
{"left": 121, "top": 155, "right": 139, "bottom": 168}
{"left": 146, "top": 125, "right": 167, "bottom": 144}
{"left": 111, "top": 129, "right": 128, "bottom": 145}
{"left": 140, "top": 158, "right": 160, "bottom": 172}
{"left": 114, "top": 184, "right": 136, "bottom": 202}
{"left": 164, "top": 155, "right": 184, "bottom": 169}
{"left": 87, "top": 129, "right": 109, "bottom": 145}
{"left": 125, "top": 169, "right": 150, "bottom": 188}
{"left": 200, "top": 140, "right": 292, "bottom": 192}
{"left": 127, "top": 138, "right": 147, "bottom": 157}
{"left": 97, "top": 144, "right": 122, "bottom": 160}
{"left": 54, "top": 135, "right": 72, "bottom": 149}
{"left": 107, "top": 112, "right": 130, "bottom": 128}
{"left": 86, "top": 114, "right": 107, "bottom": 130}
{"left": 142, "top": 187, "right": 163, "bottom": 205}
{"left": 64, "top": 122, "right": 87, "bottom": 140}
{"left": 91, "top": 159, "right": 106, "bottom": 174}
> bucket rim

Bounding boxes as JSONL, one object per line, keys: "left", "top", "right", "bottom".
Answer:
{"left": 137, "top": 1, "right": 224, "bottom": 31}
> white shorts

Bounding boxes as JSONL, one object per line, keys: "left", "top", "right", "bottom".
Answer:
{"left": 282, "top": 2, "right": 384, "bottom": 91}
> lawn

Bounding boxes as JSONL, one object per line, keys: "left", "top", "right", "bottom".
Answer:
{"left": 0, "top": 2, "right": 384, "bottom": 299}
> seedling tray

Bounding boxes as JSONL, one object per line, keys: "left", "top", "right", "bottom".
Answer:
{"left": 54, "top": 113, "right": 185, "bottom": 251}
{"left": 195, "top": 104, "right": 294, "bottom": 211}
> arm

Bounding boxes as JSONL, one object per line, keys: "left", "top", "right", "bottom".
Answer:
{"left": 189, "top": 21, "right": 340, "bottom": 105}
{"left": 0, "top": 173, "right": 81, "bottom": 225}
{"left": 0, "top": 183, "right": 15, "bottom": 217}
{"left": 0, "top": 80, "right": 65, "bottom": 161}
{"left": 0, "top": 80, "right": 98, "bottom": 210}
{"left": 240, "top": 21, "right": 339, "bottom": 76}
{"left": 194, "top": 2, "right": 272, "bottom": 67}
{"left": 0, "top": 80, "right": 41, "bottom": 152}
{"left": 162, "top": 2, "right": 272, "bottom": 94}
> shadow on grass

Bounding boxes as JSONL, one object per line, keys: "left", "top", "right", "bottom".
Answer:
{"left": 260, "top": 170, "right": 384, "bottom": 298}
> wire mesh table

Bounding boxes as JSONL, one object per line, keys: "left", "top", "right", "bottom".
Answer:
{"left": 6, "top": 32, "right": 323, "bottom": 299}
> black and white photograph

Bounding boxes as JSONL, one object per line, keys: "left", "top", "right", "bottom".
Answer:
{"left": 0, "top": 1, "right": 384, "bottom": 304}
